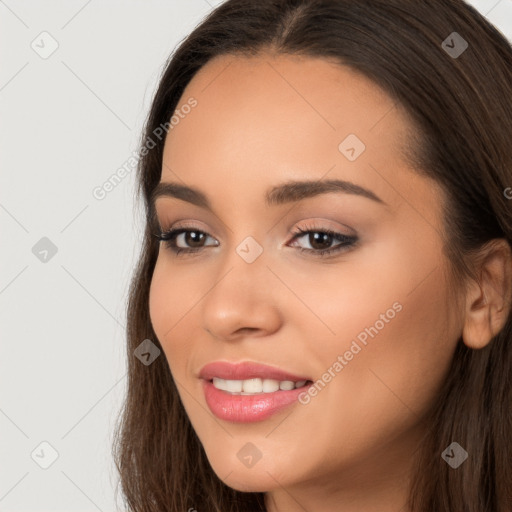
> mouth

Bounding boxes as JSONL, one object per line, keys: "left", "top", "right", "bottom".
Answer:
{"left": 199, "top": 361, "right": 314, "bottom": 423}
{"left": 209, "top": 377, "right": 313, "bottom": 395}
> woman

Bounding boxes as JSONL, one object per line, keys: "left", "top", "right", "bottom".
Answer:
{"left": 112, "top": 1, "right": 512, "bottom": 510}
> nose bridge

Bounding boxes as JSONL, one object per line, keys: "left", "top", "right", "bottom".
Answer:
{"left": 218, "top": 206, "right": 270, "bottom": 273}
{"left": 200, "top": 231, "right": 281, "bottom": 339}
{"left": 213, "top": 231, "right": 270, "bottom": 304}
{"left": 231, "top": 223, "right": 275, "bottom": 285}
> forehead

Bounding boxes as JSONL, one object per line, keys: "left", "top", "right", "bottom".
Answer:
{"left": 159, "top": 53, "right": 439, "bottom": 224}
{"left": 165, "top": 52, "right": 408, "bottom": 152}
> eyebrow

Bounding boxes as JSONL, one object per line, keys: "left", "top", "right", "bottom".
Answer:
{"left": 149, "top": 178, "right": 385, "bottom": 213}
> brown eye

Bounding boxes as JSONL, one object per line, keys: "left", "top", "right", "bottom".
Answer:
{"left": 182, "top": 230, "right": 207, "bottom": 248}
{"left": 155, "top": 228, "right": 219, "bottom": 255}
{"left": 289, "top": 227, "right": 358, "bottom": 257}
{"left": 307, "top": 232, "right": 334, "bottom": 251}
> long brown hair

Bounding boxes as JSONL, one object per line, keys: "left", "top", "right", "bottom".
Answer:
{"left": 112, "top": 1, "right": 512, "bottom": 510}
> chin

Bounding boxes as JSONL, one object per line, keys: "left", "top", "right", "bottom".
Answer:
{"left": 205, "top": 451, "right": 289, "bottom": 493}
{"left": 217, "top": 470, "right": 276, "bottom": 493}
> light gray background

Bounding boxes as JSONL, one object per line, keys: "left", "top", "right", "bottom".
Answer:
{"left": 1, "top": 1, "right": 511, "bottom": 510}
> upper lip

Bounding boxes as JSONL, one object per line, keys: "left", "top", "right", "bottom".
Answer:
{"left": 199, "top": 361, "right": 311, "bottom": 382}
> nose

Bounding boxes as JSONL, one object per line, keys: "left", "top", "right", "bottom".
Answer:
{"left": 201, "top": 245, "right": 283, "bottom": 342}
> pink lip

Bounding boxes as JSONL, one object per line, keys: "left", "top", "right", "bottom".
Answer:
{"left": 199, "top": 361, "right": 310, "bottom": 381}
{"left": 199, "top": 361, "right": 312, "bottom": 423}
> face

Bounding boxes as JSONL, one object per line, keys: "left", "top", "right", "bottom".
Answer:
{"left": 148, "top": 54, "right": 464, "bottom": 502}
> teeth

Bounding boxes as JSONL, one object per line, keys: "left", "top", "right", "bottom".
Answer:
{"left": 243, "top": 378, "right": 263, "bottom": 393}
{"left": 262, "top": 379, "right": 280, "bottom": 392}
{"left": 212, "top": 377, "right": 308, "bottom": 394}
{"left": 279, "top": 380, "right": 295, "bottom": 390}
{"left": 224, "top": 379, "right": 243, "bottom": 393}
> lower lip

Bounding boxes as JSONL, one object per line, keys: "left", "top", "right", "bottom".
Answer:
{"left": 202, "top": 379, "right": 309, "bottom": 423}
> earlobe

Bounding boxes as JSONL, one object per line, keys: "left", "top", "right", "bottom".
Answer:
{"left": 461, "top": 239, "right": 512, "bottom": 350}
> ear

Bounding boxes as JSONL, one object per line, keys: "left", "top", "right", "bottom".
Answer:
{"left": 462, "top": 238, "right": 512, "bottom": 349}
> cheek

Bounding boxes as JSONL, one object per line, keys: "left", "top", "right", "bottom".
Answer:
{"left": 361, "top": 270, "right": 459, "bottom": 409}
{"left": 291, "top": 234, "right": 458, "bottom": 420}
{"left": 316, "top": 264, "right": 457, "bottom": 439}
{"left": 148, "top": 258, "right": 196, "bottom": 369}
{"left": 148, "top": 260, "right": 170, "bottom": 342}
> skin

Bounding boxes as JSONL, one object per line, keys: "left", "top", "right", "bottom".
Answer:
{"left": 148, "top": 53, "right": 512, "bottom": 512}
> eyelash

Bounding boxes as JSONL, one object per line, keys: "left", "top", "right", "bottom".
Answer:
{"left": 154, "top": 223, "right": 358, "bottom": 258}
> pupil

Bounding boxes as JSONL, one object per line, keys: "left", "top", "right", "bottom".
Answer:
{"left": 310, "top": 232, "right": 331, "bottom": 250}
{"left": 186, "top": 231, "right": 204, "bottom": 247}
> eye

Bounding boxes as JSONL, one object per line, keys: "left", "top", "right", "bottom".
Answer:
{"left": 154, "top": 227, "right": 218, "bottom": 256}
{"left": 287, "top": 224, "right": 358, "bottom": 257}
{"left": 154, "top": 223, "right": 358, "bottom": 258}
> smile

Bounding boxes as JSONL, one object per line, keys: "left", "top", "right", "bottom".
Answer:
{"left": 211, "top": 377, "right": 309, "bottom": 394}
{"left": 199, "top": 361, "right": 314, "bottom": 422}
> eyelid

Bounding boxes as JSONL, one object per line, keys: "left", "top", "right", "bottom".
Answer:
{"left": 155, "top": 219, "right": 358, "bottom": 259}
{"left": 157, "top": 218, "right": 210, "bottom": 233}
{"left": 158, "top": 216, "right": 353, "bottom": 237}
